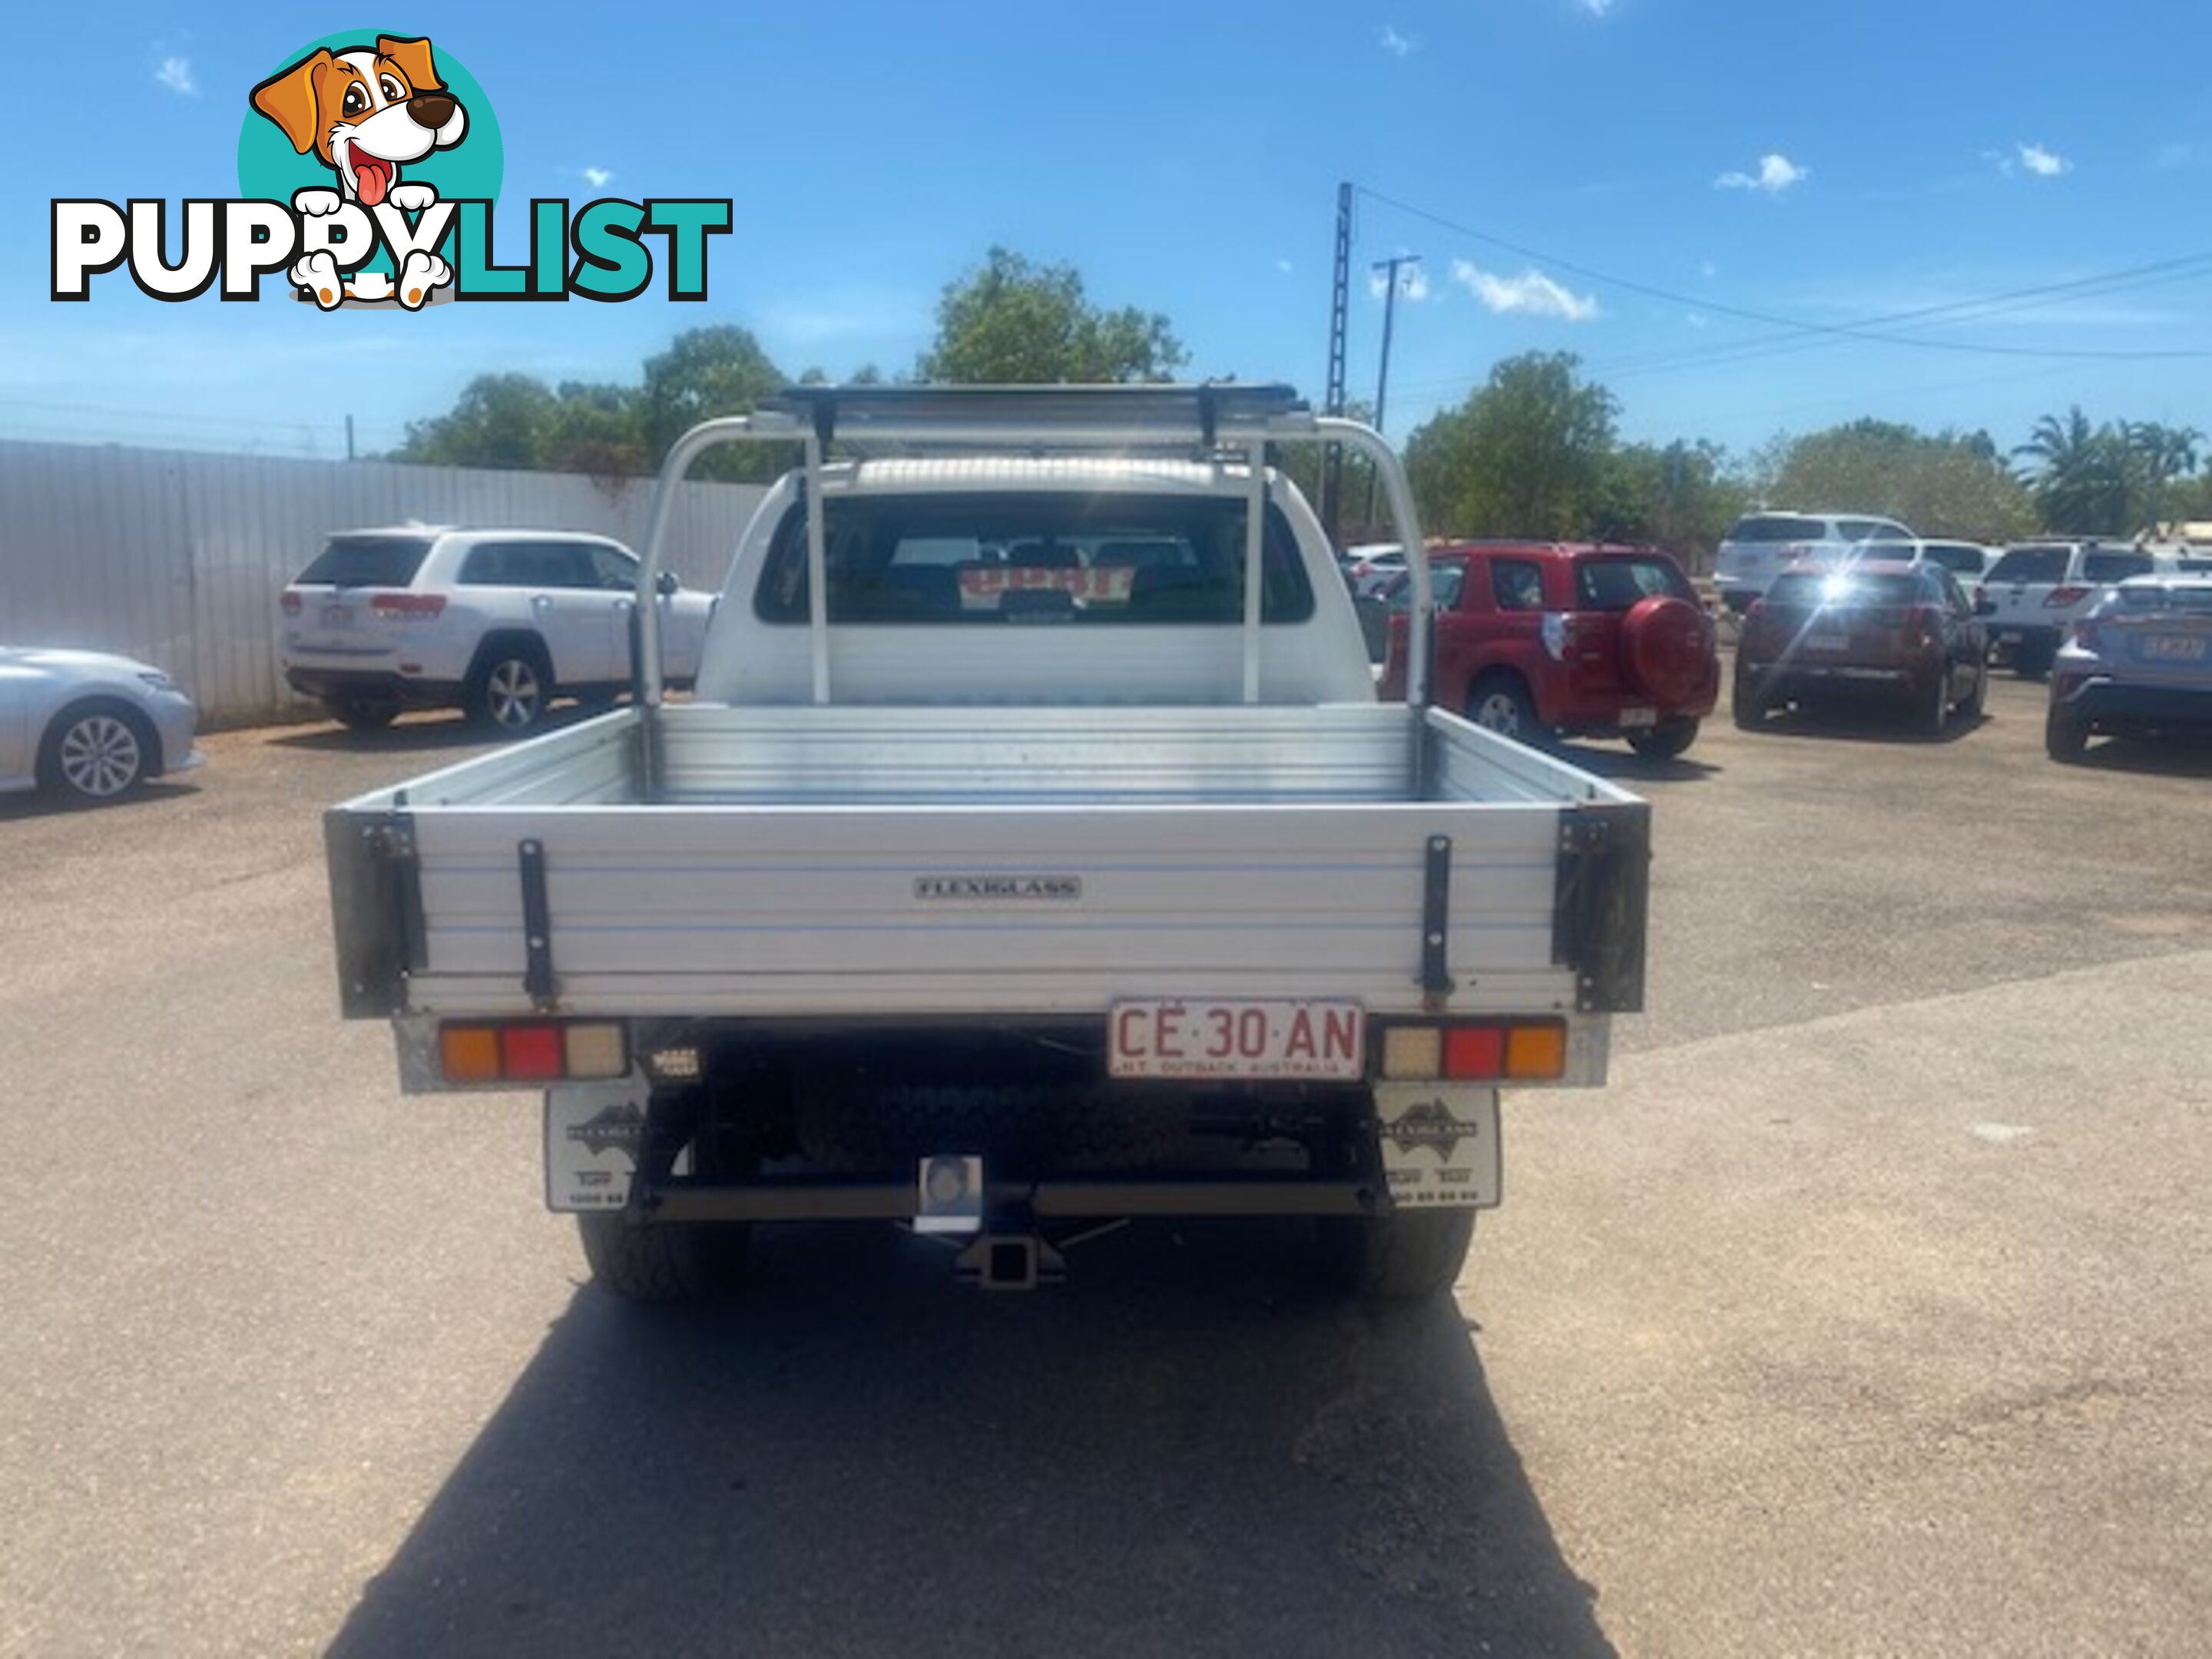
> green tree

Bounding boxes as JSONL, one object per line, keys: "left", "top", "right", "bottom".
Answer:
{"left": 1764, "top": 419, "right": 2034, "bottom": 540}
{"left": 1402, "top": 353, "right": 1619, "bottom": 538}
{"left": 642, "top": 326, "right": 789, "bottom": 481}
{"left": 1590, "top": 440, "right": 1749, "bottom": 571}
{"left": 916, "top": 247, "right": 1186, "bottom": 384}
{"left": 390, "top": 373, "right": 561, "bottom": 470}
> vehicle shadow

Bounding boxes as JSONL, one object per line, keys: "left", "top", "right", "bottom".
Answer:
{"left": 2073, "top": 733, "right": 2212, "bottom": 778}
{"left": 268, "top": 707, "right": 601, "bottom": 756}
{"left": 1551, "top": 742, "right": 1723, "bottom": 785}
{"left": 327, "top": 1223, "right": 1612, "bottom": 1659}
{"left": 0, "top": 780, "right": 199, "bottom": 822}
{"left": 1745, "top": 704, "right": 1991, "bottom": 747}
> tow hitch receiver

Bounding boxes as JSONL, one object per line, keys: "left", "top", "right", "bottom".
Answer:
{"left": 955, "top": 1233, "right": 1066, "bottom": 1291}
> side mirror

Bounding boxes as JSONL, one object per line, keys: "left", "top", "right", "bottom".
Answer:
{"left": 655, "top": 570, "right": 680, "bottom": 598}
{"left": 1972, "top": 598, "right": 1996, "bottom": 617}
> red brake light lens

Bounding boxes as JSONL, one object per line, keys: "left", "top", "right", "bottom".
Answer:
{"left": 280, "top": 591, "right": 303, "bottom": 616}
{"left": 2045, "top": 586, "right": 2090, "bottom": 608}
{"left": 499, "top": 1024, "right": 566, "bottom": 1081}
{"left": 1442, "top": 1026, "right": 1505, "bottom": 1079}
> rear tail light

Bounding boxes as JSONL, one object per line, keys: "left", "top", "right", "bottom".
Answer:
{"left": 1904, "top": 606, "right": 1940, "bottom": 647}
{"left": 439, "top": 1020, "right": 628, "bottom": 1084}
{"left": 1379, "top": 1018, "right": 1568, "bottom": 1082}
{"left": 280, "top": 591, "right": 303, "bottom": 616}
{"left": 2045, "top": 586, "right": 2090, "bottom": 608}
{"left": 2069, "top": 618, "right": 2103, "bottom": 652}
{"left": 370, "top": 591, "right": 448, "bottom": 618}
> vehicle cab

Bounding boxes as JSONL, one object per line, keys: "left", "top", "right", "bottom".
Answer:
{"left": 1378, "top": 542, "right": 1718, "bottom": 757}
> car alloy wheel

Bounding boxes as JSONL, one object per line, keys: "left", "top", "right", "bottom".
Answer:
{"left": 57, "top": 714, "right": 144, "bottom": 799}
{"left": 485, "top": 658, "right": 544, "bottom": 729}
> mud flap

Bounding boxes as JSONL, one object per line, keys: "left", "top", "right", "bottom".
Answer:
{"left": 1373, "top": 1084, "right": 1502, "bottom": 1210}
{"left": 545, "top": 1071, "right": 651, "bottom": 1212}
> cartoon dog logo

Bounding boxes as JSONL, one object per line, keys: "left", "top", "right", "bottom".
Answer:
{"left": 248, "top": 35, "right": 463, "bottom": 309}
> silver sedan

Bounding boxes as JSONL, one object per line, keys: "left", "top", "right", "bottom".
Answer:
{"left": 0, "top": 647, "right": 203, "bottom": 804}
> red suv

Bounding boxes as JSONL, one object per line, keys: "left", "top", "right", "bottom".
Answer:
{"left": 1378, "top": 542, "right": 1719, "bottom": 757}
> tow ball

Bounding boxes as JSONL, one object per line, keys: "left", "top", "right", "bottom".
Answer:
{"left": 915, "top": 1154, "right": 1112, "bottom": 1291}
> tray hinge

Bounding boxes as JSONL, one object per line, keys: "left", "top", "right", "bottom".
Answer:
{"left": 1421, "top": 833, "right": 1455, "bottom": 1005}
{"left": 518, "top": 838, "right": 558, "bottom": 1011}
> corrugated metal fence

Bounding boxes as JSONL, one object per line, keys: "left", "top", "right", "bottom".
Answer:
{"left": 0, "top": 440, "right": 767, "bottom": 727}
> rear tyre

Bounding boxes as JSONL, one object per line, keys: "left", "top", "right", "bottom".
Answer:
{"left": 1730, "top": 668, "right": 1767, "bottom": 730}
{"left": 1465, "top": 673, "right": 1545, "bottom": 747}
{"left": 1959, "top": 664, "right": 1986, "bottom": 722}
{"left": 577, "top": 1211, "right": 749, "bottom": 1305}
{"left": 2045, "top": 706, "right": 2090, "bottom": 763}
{"left": 1317, "top": 1208, "right": 1475, "bottom": 1300}
{"left": 326, "top": 694, "right": 399, "bottom": 732}
{"left": 1627, "top": 717, "right": 1700, "bottom": 760}
{"left": 38, "top": 700, "right": 157, "bottom": 804}
{"left": 2015, "top": 638, "right": 2056, "bottom": 680}
{"left": 467, "top": 641, "right": 554, "bottom": 736}
{"left": 1917, "top": 665, "right": 1950, "bottom": 738}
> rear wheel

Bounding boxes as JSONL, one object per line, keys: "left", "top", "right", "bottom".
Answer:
{"left": 1730, "top": 667, "right": 1767, "bottom": 729}
{"left": 2015, "top": 637, "right": 2056, "bottom": 679}
{"left": 1465, "top": 673, "right": 1544, "bottom": 746}
{"left": 1627, "top": 717, "right": 1700, "bottom": 759}
{"left": 2045, "top": 705, "right": 2090, "bottom": 763}
{"left": 1317, "top": 1208, "right": 1475, "bottom": 1300}
{"left": 1959, "top": 663, "right": 1986, "bottom": 722}
{"left": 1917, "top": 664, "right": 1950, "bottom": 738}
{"left": 468, "top": 642, "right": 554, "bottom": 735}
{"left": 577, "top": 1211, "right": 749, "bottom": 1304}
{"left": 38, "top": 701, "right": 156, "bottom": 803}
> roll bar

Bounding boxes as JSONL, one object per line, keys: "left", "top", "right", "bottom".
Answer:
{"left": 631, "top": 385, "right": 1435, "bottom": 713}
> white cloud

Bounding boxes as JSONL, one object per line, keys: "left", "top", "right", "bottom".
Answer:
{"left": 1379, "top": 25, "right": 1415, "bottom": 56}
{"left": 581, "top": 166, "right": 613, "bottom": 190}
{"left": 1715, "top": 153, "right": 1810, "bottom": 195}
{"left": 1274, "top": 257, "right": 1293, "bottom": 275}
{"left": 1685, "top": 311, "right": 1710, "bottom": 329}
{"left": 1581, "top": 0, "right": 1615, "bottom": 14}
{"left": 1449, "top": 258, "right": 1599, "bottom": 321}
{"left": 2017, "top": 142, "right": 2070, "bottom": 177}
{"left": 1698, "top": 259, "right": 1719, "bottom": 279}
{"left": 155, "top": 56, "right": 197, "bottom": 96}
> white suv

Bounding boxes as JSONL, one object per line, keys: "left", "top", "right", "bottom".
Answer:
{"left": 1714, "top": 512, "right": 1916, "bottom": 611}
{"left": 280, "top": 527, "right": 717, "bottom": 733}
{"left": 1976, "top": 541, "right": 2168, "bottom": 677}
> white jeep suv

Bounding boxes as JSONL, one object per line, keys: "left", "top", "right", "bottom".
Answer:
{"left": 1714, "top": 511, "right": 1916, "bottom": 611}
{"left": 280, "top": 527, "right": 716, "bottom": 733}
{"left": 1976, "top": 541, "right": 2167, "bottom": 677}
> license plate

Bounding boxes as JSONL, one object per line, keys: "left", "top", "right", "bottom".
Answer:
{"left": 1618, "top": 706, "right": 1657, "bottom": 728}
{"left": 1109, "top": 999, "right": 1364, "bottom": 1080}
{"left": 2143, "top": 634, "right": 2207, "bottom": 661}
{"left": 1806, "top": 632, "right": 1849, "bottom": 651}
{"left": 321, "top": 606, "right": 353, "bottom": 629}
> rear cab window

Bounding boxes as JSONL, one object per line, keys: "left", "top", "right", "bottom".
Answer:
{"left": 461, "top": 540, "right": 602, "bottom": 588}
{"left": 1725, "top": 515, "right": 1824, "bottom": 545}
{"left": 1766, "top": 571, "right": 1922, "bottom": 608}
{"left": 1986, "top": 545, "right": 2072, "bottom": 584}
{"left": 753, "top": 493, "right": 1316, "bottom": 625}
{"left": 1574, "top": 555, "right": 1693, "bottom": 610}
{"left": 296, "top": 534, "right": 435, "bottom": 588}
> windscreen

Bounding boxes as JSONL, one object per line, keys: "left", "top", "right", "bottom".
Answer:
{"left": 2083, "top": 550, "right": 2154, "bottom": 583}
{"left": 2109, "top": 584, "right": 2212, "bottom": 614}
{"left": 1986, "top": 545, "right": 2071, "bottom": 584}
{"left": 1765, "top": 571, "right": 1922, "bottom": 608}
{"left": 1923, "top": 544, "right": 1985, "bottom": 574}
{"left": 753, "top": 494, "right": 1316, "bottom": 625}
{"left": 1726, "top": 515, "right": 1823, "bottom": 544}
{"left": 296, "top": 535, "right": 435, "bottom": 587}
{"left": 1387, "top": 565, "right": 1465, "bottom": 611}
{"left": 1575, "top": 556, "right": 1694, "bottom": 610}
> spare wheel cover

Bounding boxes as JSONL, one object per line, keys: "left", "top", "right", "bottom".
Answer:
{"left": 1620, "top": 595, "right": 1707, "bottom": 703}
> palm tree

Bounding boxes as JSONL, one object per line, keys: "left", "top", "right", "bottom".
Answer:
{"left": 2017, "top": 407, "right": 2132, "bottom": 535}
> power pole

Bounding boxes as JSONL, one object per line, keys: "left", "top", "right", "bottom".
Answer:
{"left": 345, "top": 413, "right": 356, "bottom": 461}
{"left": 1365, "top": 253, "right": 1421, "bottom": 529}
{"left": 1320, "top": 182, "right": 1353, "bottom": 545}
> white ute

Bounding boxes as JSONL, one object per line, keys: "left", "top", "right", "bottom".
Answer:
{"left": 321, "top": 386, "right": 1652, "bottom": 1303}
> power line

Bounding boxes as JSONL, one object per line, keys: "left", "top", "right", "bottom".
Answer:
{"left": 1356, "top": 185, "right": 2212, "bottom": 364}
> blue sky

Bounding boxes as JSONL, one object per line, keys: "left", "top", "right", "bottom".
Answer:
{"left": 5, "top": 1, "right": 2210, "bottom": 463}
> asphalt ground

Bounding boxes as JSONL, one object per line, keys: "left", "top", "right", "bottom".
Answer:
{"left": 2, "top": 667, "right": 2207, "bottom": 1657}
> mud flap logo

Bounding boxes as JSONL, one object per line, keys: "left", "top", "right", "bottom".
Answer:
{"left": 1382, "top": 1096, "right": 1482, "bottom": 1161}
{"left": 567, "top": 1103, "right": 644, "bottom": 1158}
{"left": 1374, "top": 1085, "right": 1502, "bottom": 1210}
